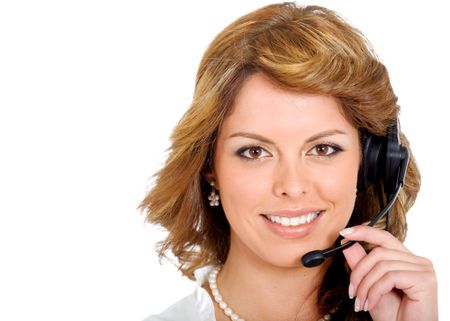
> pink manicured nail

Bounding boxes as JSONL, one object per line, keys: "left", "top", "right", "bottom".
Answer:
{"left": 354, "top": 297, "right": 360, "bottom": 312}
{"left": 363, "top": 300, "right": 369, "bottom": 312}
{"left": 340, "top": 227, "right": 354, "bottom": 236}
{"left": 348, "top": 283, "right": 355, "bottom": 299}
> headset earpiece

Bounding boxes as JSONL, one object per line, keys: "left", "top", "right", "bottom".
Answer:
{"left": 384, "top": 124, "right": 409, "bottom": 194}
{"left": 357, "top": 123, "right": 409, "bottom": 194}
{"left": 357, "top": 131, "right": 386, "bottom": 191}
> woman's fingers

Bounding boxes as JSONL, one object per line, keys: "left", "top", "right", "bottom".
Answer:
{"left": 340, "top": 225, "right": 409, "bottom": 253}
{"left": 347, "top": 246, "right": 433, "bottom": 296}
{"left": 341, "top": 225, "right": 437, "bottom": 319}
{"left": 362, "top": 268, "right": 436, "bottom": 311}
{"left": 353, "top": 259, "right": 432, "bottom": 309}
{"left": 341, "top": 240, "right": 367, "bottom": 271}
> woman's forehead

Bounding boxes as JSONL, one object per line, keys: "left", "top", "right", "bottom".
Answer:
{"left": 219, "top": 73, "right": 356, "bottom": 137}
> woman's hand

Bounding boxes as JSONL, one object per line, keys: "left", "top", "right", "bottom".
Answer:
{"left": 341, "top": 225, "right": 438, "bottom": 321}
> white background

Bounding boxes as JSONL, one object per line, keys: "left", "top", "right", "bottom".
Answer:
{"left": 0, "top": 1, "right": 448, "bottom": 320}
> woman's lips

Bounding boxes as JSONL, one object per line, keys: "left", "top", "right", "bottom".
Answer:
{"left": 264, "top": 207, "right": 324, "bottom": 217}
{"left": 261, "top": 210, "right": 324, "bottom": 239}
{"left": 264, "top": 210, "right": 321, "bottom": 226}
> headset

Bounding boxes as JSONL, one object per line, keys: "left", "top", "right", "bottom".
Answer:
{"left": 301, "top": 122, "right": 410, "bottom": 268}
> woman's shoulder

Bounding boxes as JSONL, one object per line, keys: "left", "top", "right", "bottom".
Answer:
{"left": 143, "top": 266, "right": 216, "bottom": 321}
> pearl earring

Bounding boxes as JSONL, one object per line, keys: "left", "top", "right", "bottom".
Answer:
{"left": 208, "top": 182, "right": 220, "bottom": 207}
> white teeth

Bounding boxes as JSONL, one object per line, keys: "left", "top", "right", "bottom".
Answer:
{"left": 266, "top": 211, "right": 320, "bottom": 227}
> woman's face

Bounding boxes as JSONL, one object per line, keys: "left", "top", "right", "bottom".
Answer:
{"left": 213, "top": 72, "right": 361, "bottom": 268}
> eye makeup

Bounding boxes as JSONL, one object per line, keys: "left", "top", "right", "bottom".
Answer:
{"left": 235, "top": 145, "right": 272, "bottom": 160}
{"left": 307, "top": 142, "right": 344, "bottom": 158}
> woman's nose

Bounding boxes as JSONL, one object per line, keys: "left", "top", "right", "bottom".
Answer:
{"left": 272, "top": 159, "right": 310, "bottom": 199}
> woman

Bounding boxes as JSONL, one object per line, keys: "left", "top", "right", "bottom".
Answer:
{"left": 141, "top": 3, "right": 438, "bottom": 321}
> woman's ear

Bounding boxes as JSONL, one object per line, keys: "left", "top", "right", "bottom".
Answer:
{"left": 203, "top": 170, "right": 218, "bottom": 189}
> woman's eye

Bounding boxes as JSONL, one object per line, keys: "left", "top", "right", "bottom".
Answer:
{"left": 308, "top": 144, "right": 342, "bottom": 157}
{"left": 238, "top": 146, "right": 271, "bottom": 160}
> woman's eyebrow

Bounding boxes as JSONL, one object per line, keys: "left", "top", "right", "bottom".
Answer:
{"left": 227, "top": 132, "right": 275, "bottom": 145}
{"left": 305, "top": 129, "right": 347, "bottom": 143}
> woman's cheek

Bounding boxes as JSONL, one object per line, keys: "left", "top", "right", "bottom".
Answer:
{"left": 318, "top": 173, "right": 353, "bottom": 200}
{"left": 222, "top": 168, "right": 265, "bottom": 201}
{"left": 315, "top": 165, "right": 358, "bottom": 212}
{"left": 217, "top": 162, "right": 271, "bottom": 220}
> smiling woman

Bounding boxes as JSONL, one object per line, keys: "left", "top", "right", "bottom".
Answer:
{"left": 140, "top": 2, "right": 437, "bottom": 321}
{"left": 211, "top": 74, "right": 361, "bottom": 264}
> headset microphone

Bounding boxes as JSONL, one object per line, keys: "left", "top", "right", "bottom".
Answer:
{"left": 301, "top": 123, "right": 409, "bottom": 268}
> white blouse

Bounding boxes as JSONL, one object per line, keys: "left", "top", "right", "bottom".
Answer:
{"left": 143, "top": 266, "right": 216, "bottom": 321}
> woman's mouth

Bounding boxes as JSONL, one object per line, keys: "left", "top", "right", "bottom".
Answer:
{"left": 261, "top": 210, "right": 324, "bottom": 239}
{"left": 263, "top": 210, "right": 321, "bottom": 227}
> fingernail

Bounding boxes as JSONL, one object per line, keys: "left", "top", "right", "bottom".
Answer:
{"left": 340, "top": 238, "right": 350, "bottom": 245}
{"left": 340, "top": 227, "right": 354, "bottom": 236}
{"left": 348, "top": 283, "right": 355, "bottom": 299}
{"left": 354, "top": 297, "right": 360, "bottom": 312}
{"left": 363, "top": 299, "right": 369, "bottom": 312}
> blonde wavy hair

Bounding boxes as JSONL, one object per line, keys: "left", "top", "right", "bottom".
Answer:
{"left": 141, "top": 3, "right": 420, "bottom": 320}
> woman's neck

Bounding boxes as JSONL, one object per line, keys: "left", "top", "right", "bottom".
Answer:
{"left": 208, "top": 242, "right": 330, "bottom": 321}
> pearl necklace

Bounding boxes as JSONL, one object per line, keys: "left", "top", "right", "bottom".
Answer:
{"left": 208, "top": 266, "right": 336, "bottom": 321}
